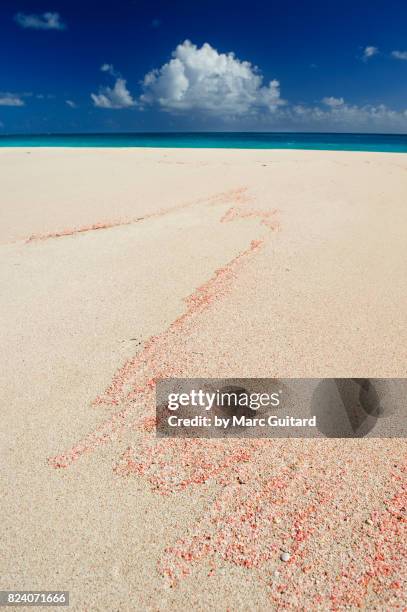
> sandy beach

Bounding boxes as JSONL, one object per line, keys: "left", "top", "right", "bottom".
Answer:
{"left": 1, "top": 147, "right": 406, "bottom": 610}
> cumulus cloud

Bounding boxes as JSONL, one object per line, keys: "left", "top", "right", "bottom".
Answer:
{"left": 0, "top": 94, "right": 25, "bottom": 106}
{"left": 140, "top": 40, "right": 282, "bottom": 116}
{"left": 66, "top": 100, "right": 77, "bottom": 108}
{"left": 391, "top": 50, "right": 407, "bottom": 61}
{"left": 91, "top": 65, "right": 136, "bottom": 109}
{"left": 362, "top": 46, "right": 378, "bottom": 60}
{"left": 87, "top": 40, "right": 406, "bottom": 131}
{"left": 14, "top": 12, "right": 66, "bottom": 30}
{"left": 322, "top": 96, "right": 344, "bottom": 107}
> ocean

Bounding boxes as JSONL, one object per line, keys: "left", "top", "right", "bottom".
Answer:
{"left": 0, "top": 132, "right": 407, "bottom": 153}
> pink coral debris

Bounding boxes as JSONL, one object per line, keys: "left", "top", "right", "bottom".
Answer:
{"left": 48, "top": 231, "right": 266, "bottom": 469}
{"left": 26, "top": 220, "right": 132, "bottom": 242}
{"left": 26, "top": 187, "right": 252, "bottom": 243}
{"left": 45, "top": 185, "right": 407, "bottom": 609}
{"left": 93, "top": 238, "right": 263, "bottom": 409}
{"left": 221, "top": 206, "right": 280, "bottom": 231}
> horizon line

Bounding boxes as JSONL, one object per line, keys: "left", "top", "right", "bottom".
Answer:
{"left": 1, "top": 130, "right": 407, "bottom": 138}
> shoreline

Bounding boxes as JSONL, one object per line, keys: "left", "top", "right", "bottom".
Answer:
{"left": 1, "top": 146, "right": 407, "bottom": 153}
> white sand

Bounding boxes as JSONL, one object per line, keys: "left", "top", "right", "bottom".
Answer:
{"left": 1, "top": 148, "right": 406, "bottom": 610}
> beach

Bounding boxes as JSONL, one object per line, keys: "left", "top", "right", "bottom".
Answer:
{"left": 1, "top": 147, "right": 406, "bottom": 610}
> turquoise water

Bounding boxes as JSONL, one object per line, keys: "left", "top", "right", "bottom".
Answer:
{"left": 1, "top": 132, "right": 407, "bottom": 152}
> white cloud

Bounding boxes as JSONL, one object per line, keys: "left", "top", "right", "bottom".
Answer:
{"left": 322, "top": 96, "right": 344, "bottom": 107}
{"left": 286, "top": 98, "right": 407, "bottom": 132}
{"left": 91, "top": 78, "right": 135, "bottom": 109}
{"left": 66, "top": 100, "right": 77, "bottom": 108}
{"left": 362, "top": 46, "right": 378, "bottom": 60}
{"left": 391, "top": 50, "right": 407, "bottom": 61}
{"left": 91, "top": 64, "right": 136, "bottom": 109}
{"left": 87, "top": 40, "right": 406, "bottom": 131}
{"left": 0, "top": 94, "right": 25, "bottom": 106}
{"left": 140, "top": 40, "right": 282, "bottom": 116}
{"left": 101, "top": 63, "right": 116, "bottom": 75}
{"left": 14, "top": 12, "right": 66, "bottom": 31}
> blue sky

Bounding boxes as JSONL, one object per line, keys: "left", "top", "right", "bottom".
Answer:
{"left": 1, "top": 0, "right": 407, "bottom": 133}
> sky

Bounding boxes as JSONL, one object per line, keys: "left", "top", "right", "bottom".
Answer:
{"left": 1, "top": 0, "right": 407, "bottom": 133}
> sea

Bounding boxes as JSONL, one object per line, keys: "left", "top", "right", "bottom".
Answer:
{"left": 0, "top": 132, "right": 407, "bottom": 153}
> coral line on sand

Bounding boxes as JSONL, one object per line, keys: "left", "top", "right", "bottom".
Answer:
{"left": 26, "top": 187, "right": 251, "bottom": 243}
{"left": 221, "top": 206, "right": 280, "bottom": 231}
{"left": 48, "top": 238, "right": 264, "bottom": 469}
{"left": 93, "top": 237, "right": 263, "bottom": 408}
{"left": 26, "top": 220, "right": 133, "bottom": 242}
{"left": 91, "top": 190, "right": 277, "bottom": 409}
{"left": 49, "top": 189, "right": 279, "bottom": 468}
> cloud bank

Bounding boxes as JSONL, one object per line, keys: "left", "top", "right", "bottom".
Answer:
{"left": 14, "top": 12, "right": 66, "bottom": 31}
{"left": 140, "top": 40, "right": 282, "bottom": 116}
{"left": 286, "top": 99, "right": 407, "bottom": 132}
